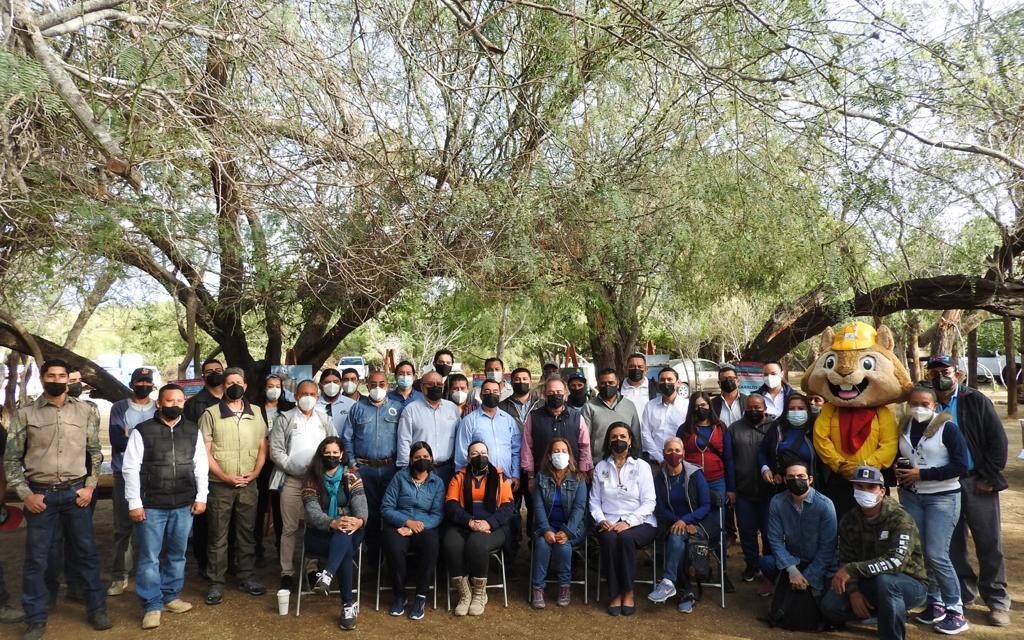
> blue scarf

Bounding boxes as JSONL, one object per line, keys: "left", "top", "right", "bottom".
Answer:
{"left": 323, "top": 470, "right": 343, "bottom": 518}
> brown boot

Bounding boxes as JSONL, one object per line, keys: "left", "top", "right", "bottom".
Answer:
{"left": 451, "top": 576, "right": 471, "bottom": 616}
{"left": 468, "top": 577, "right": 488, "bottom": 616}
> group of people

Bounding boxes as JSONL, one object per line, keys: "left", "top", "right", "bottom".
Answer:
{"left": 0, "top": 350, "right": 1011, "bottom": 640}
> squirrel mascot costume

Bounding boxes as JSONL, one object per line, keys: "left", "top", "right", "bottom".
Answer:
{"left": 802, "top": 321, "right": 913, "bottom": 514}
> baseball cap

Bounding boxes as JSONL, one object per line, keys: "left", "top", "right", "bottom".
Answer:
{"left": 852, "top": 465, "right": 884, "bottom": 486}
{"left": 566, "top": 371, "right": 587, "bottom": 384}
{"left": 0, "top": 505, "right": 24, "bottom": 532}
{"left": 926, "top": 355, "right": 955, "bottom": 369}
{"left": 130, "top": 367, "right": 154, "bottom": 384}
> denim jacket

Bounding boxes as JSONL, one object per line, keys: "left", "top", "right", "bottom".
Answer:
{"left": 532, "top": 471, "right": 588, "bottom": 541}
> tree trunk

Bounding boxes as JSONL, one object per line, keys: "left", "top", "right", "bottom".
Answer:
{"left": 930, "top": 310, "right": 962, "bottom": 357}
{"left": 2, "top": 351, "right": 22, "bottom": 424}
{"left": 495, "top": 302, "right": 509, "bottom": 363}
{"left": 907, "top": 319, "right": 921, "bottom": 382}
{"left": 63, "top": 265, "right": 118, "bottom": 350}
{"left": 1004, "top": 316, "right": 1017, "bottom": 416}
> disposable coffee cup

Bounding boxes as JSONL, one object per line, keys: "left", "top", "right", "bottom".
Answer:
{"left": 276, "top": 589, "right": 290, "bottom": 615}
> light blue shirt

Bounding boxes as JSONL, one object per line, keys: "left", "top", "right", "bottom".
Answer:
{"left": 938, "top": 389, "right": 973, "bottom": 471}
{"left": 766, "top": 488, "right": 838, "bottom": 592}
{"left": 318, "top": 394, "right": 356, "bottom": 437}
{"left": 454, "top": 407, "right": 521, "bottom": 478}
{"left": 396, "top": 397, "right": 461, "bottom": 466}
{"left": 341, "top": 396, "right": 403, "bottom": 463}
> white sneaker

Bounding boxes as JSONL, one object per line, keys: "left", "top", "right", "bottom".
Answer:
{"left": 648, "top": 578, "right": 677, "bottom": 603}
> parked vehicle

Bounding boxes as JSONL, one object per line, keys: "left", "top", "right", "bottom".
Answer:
{"left": 648, "top": 358, "right": 722, "bottom": 398}
{"left": 337, "top": 355, "right": 369, "bottom": 379}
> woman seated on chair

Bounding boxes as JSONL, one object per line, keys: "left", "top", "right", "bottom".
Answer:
{"left": 590, "top": 422, "right": 657, "bottom": 617}
{"left": 530, "top": 437, "right": 588, "bottom": 609}
{"left": 301, "top": 436, "right": 367, "bottom": 631}
{"left": 649, "top": 436, "right": 711, "bottom": 614}
{"left": 444, "top": 440, "right": 515, "bottom": 617}
{"left": 380, "top": 440, "right": 445, "bottom": 620}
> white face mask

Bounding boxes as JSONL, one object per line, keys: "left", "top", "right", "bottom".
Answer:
{"left": 368, "top": 387, "right": 387, "bottom": 402}
{"left": 486, "top": 371, "right": 503, "bottom": 382}
{"left": 854, "top": 488, "right": 881, "bottom": 509}
{"left": 342, "top": 381, "right": 358, "bottom": 395}
{"left": 297, "top": 395, "right": 317, "bottom": 412}
{"left": 551, "top": 452, "right": 570, "bottom": 470}
{"left": 765, "top": 373, "right": 782, "bottom": 390}
{"left": 322, "top": 382, "right": 340, "bottom": 398}
{"left": 265, "top": 387, "right": 282, "bottom": 402}
{"left": 909, "top": 406, "right": 934, "bottom": 424}
{"left": 451, "top": 390, "right": 468, "bottom": 405}
{"left": 396, "top": 375, "right": 414, "bottom": 390}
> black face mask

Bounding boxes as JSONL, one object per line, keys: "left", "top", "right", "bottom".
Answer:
{"left": 322, "top": 456, "right": 342, "bottom": 470}
{"left": 658, "top": 382, "right": 676, "bottom": 397}
{"left": 568, "top": 388, "right": 588, "bottom": 406}
{"left": 546, "top": 394, "right": 565, "bottom": 410}
{"left": 931, "top": 375, "right": 954, "bottom": 392}
{"left": 67, "top": 382, "right": 83, "bottom": 398}
{"left": 425, "top": 386, "right": 444, "bottom": 401}
{"left": 694, "top": 407, "right": 711, "bottom": 421}
{"left": 434, "top": 363, "right": 452, "bottom": 377}
{"left": 160, "top": 406, "right": 183, "bottom": 421}
{"left": 43, "top": 381, "right": 67, "bottom": 397}
{"left": 205, "top": 371, "right": 225, "bottom": 388}
{"left": 225, "top": 384, "right": 245, "bottom": 400}
{"left": 744, "top": 410, "right": 765, "bottom": 424}
{"left": 785, "top": 478, "right": 810, "bottom": 496}
{"left": 720, "top": 378, "right": 738, "bottom": 393}
{"left": 469, "top": 455, "right": 489, "bottom": 474}
{"left": 599, "top": 385, "right": 617, "bottom": 400}
{"left": 512, "top": 382, "right": 531, "bottom": 396}
{"left": 410, "top": 458, "right": 432, "bottom": 474}
{"left": 481, "top": 394, "right": 500, "bottom": 409}
{"left": 609, "top": 439, "right": 629, "bottom": 455}
{"left": 626, "top": 368, "right": 645, "bottom": 382}
{"left": 133, "top": 385, "right": 153, "bottom": 400}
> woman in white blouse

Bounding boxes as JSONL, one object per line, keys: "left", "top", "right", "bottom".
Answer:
{"left": 590, "top": 422, "right": 657, "bottom": 616}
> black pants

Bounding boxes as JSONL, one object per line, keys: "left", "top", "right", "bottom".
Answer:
{"left": 382, "top": 527, "right": 440, "bottom": 595}
{"left": 254, "top": 463, "right": 282, "bottom": 558}
{"left": 443, "top": 527, "right": 505, "bottom": 579}
{"left": 598, "top": 524, "right": 657, "bottom": 598}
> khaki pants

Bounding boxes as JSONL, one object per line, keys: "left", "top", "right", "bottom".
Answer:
{"left": 207, "top": 482, "right": 257, "bottom": 585}
{"left": 278, "top": 476, "right": 311, "bottom": 577}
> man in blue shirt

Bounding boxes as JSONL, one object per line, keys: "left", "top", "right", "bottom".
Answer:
{"left": 317, "top": 367, "right": 356, "bottom": 436}
{"left": 762, "top": 459, "right": 838, "bottom": 596}
{"left": 454, "top": 380, "right": 521, "bottom": 491}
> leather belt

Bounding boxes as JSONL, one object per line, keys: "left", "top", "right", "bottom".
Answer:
{"left": 357, "top": 457, "right": 394, "bottom": 468}
{"left": 29, "top": 477, "right": 86, "bottom": 493}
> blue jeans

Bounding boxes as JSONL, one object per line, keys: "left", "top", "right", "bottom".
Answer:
{"left": 707, "top": 477, "right": 727, "bottom": 570}
{"left": 305, "top": 529, "right": 363, "bottom": 606}
{"left": 134, "top": 506, "right": 193, "bottom": 613}
{"left": 22, "top": 487, "right": 105, "bottom": 624}
{"left": 355, "top": 463, "right": 396, "bottom": 552}
{"left": 662, "top": 531, "right": 691, "bottom": 587}
{"left": 734, "top": 495, "right": 769, "bottom": 568}
{"left": 899, "top": 490, "right": 962, "bottom": 611}
{"left": 532, "top": 533, "right": 582, "bottom": 587}
{"left": 821, "top": 573, "right": 927, "bottom": 640}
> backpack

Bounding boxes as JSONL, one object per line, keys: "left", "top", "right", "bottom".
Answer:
{"left": 687, "top": 530, "right": 712, "bottom": 582}
{"left": 766, "top": 572, "right": 822, "bottom": 631}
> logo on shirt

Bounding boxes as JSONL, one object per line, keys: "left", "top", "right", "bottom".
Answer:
{"left": 879, "top": 530, "right": 889, "bottom": 540}
{"left": 387, "top": 407, "right": 398, "bottom": 417}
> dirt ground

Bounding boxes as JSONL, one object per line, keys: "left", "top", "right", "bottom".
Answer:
{"left": 2, "top": 392, "right": 1022, "bottom": 640}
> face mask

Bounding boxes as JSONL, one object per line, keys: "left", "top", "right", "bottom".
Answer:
{"left": 450, "top": 390, "right": 468, "bottom": 405}
{"left": 809, "top": 405, "right": 821, "bottom": 418}
{"left": 434, "top": 363, "right": 452, "bottom": 377}
{"left": 342, "top": 381, "right": 358, "bottom": 395}
{"left": 485, "top": 371, "right": 502, "bottom": 382}
{"left": 368, "top": 387, "right": 387, "bottom": 403}
{"left": 694, "top": 406, "right": 711, "bottom": 421}
{"left": 225, "top": 384, "right": 245, "bottom": 401}
{"left": 720, "top": 378, "right": 738, "bottom": 393}
{"left": 265, "top": 387, "right": 282, "bottom": 402}
{"left": 931, "top": 375, "right": 954, "bottom": 392}
{"left": 396, "top": 375, "right": 414, "bottom": 390}
{"left": 664, "top": 452, "right": 684, "bottom": 467}
{"left": 658, "top": 382, "right": 676, "bottom": 397}
{"left": 205, "top": 371, "right": 225, "bottom": 387}
{"left": 568, "top": 388, "right": 587, "bottom": 406}
{"left": 322, "top": 456, "right": 342, "bottom": 470}
{"left": 43, "top": 381, "right": 67, "bottom": 397}
{"left": 67, "top": 382, "right": 83, "bottom": 398}
{"left": 512, "top": 381, "right": 531, "bottom": 396}
{"left": 425, "top": 386, "right": 444, "bottom": 401}
{"left": 550, "top": 452, "right": 570, "bottom": 470}
{"left": 854, "top": 488, "right": 881, "bottom": 509}
{"left": 545, "top": 394, "right": 565, "bottom": 410}
{"left": 599, "top": 385, "right": 617, "bottom": 400}
{"left": 469, "top": 455, "right": 489, "bottom": 474}
{"left": 159, "top": 406, "right": 183, "bottom": 421}
{"left": 133, "top": 385, "right": 153, "bottom": 400}
{"left": 785, "top": 478, "right": 810, "bottom": 496}
{"left": 744, "top": 410, "right": 765, "bottom": 424}
{"left": 627, "top": 368, "right": 645, "bottom": 382}
{"left": 481, "top": 393, "right": 500, "bottom": 409}
{"left": 787, "top": 410, "right": 808, "bottom": 427}
{"left": 297, "top": 395, "right": 318, "bottom": 412}
{"left": 909, "top": 406, "right": 934, "bottom": 423}
{"left": 609, "top": 439, "right": 629, "bottom": 455}
{"left": 322, "top": 382, "right": 341, "bottom": 398}
{"left": 765, "top": 373, "right": 782, "bottom": 389}
{"left": 410, "top": 458, "right": 432, "bottom": 474}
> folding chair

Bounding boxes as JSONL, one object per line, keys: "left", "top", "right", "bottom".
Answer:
{"left": 375, "top": 543, "right": 438, "bottom": 611}
{"left": 446, "top": 549, "right": 509, "bottom": 609}
{"left": 596, "top": 534, "right": 657, "bottom": 601}
{"left": 527, "top": 533, "right": 589, "bottom": 604}
{"left": 295, "top": 535, "right": 363, "bottom": 616}
{"left": 695, "top": 491, "right": 727, "bottom": 608}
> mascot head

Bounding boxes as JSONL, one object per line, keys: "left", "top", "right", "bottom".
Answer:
{"left": 802, "top": 321, "right": 912, "bottom": 408}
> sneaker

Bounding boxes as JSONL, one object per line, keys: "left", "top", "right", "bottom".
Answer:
{"left": 648, "top": 578, "right": 677, "bottom": 603}
{"left": 106, "top": 578, "right": 128, "bottom": 597}
{"left": 142, "top": 611, "right": 161, "bottom": 630}
{"left": 339, "top": 603, "right": 357, "bottom": 631}
{"left": 163, "top": 599, "right": 192, "bottom": 614}
{"left": 389, "top": 594, "right": 406, "bottom": 616}
{"left": 741, "top": 565, "right": 759, "bottom": 582}
{"left": 557, "top": 585, "right": 571, "bottom": 607}
{"left": 0, "top": 605, "right": 24, "bottom": 624}
{"left": 89, "top": 611, "right": 113, "bottom": 631}
{"left": 23, "top": 623, "right": 46, "bottom": 640}
{"left": 408, "top": 595, "right": 427, "bottom": 621}
{"left": 677, "top": 594, "right": 695, "bottom": 614}
{"left": 757, "top": 577, "right": 774, "bottom": 597}
{"left": 279, "top": 575, "right": 294, "bottom": 592}
{"left": 935, "top": 611, "right": 969, "bottom": 635}
{"left": 987, "top": 609, "right": 1010, "bottom": 627}
{"left": 531, "top": 586, "right": 546, "bottom": 609}
{"left": 237, "top": 580, "right": 266, "bottom": 596}
{"left": 916, "top": 603, "right": 947, "bottom": 625}
{"left": 313, "top": 571, "right": 333, "bottom": 597}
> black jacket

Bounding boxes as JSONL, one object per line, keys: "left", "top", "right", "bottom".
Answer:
{"left": 953, "top": 385, "right": 1008, "bottom": 491}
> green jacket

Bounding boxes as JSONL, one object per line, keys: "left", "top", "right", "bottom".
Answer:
{"left": 837, "top": 496, "right": 927, "bottom": 593}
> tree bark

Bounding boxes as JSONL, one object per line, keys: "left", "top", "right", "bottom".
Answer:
{"left": 930, "top": 310, "right": 962, "bottom": 358}
{"left": 907, "top": 318, "right": 921, "bottom": 382}
{"left": 1004, "top": 316, "right": 1017, "bottom": 416}
{"left": 63, "top": 265, "right": 118, "bottom": 350}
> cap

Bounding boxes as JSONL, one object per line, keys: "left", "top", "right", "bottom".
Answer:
{"left": 0, "top": 505, "right": 24, "bottom": 532}
{"left": 320, "top": 368, "right": 342, "bottom": 381}
{"left": 852, "top": 465, "right": 884, "bottom": 486}
{"left": 926, "top": 355, "right": 955, "bottom": 369}
{"left": 718, "top": 363, "right": 736, "bottom": 373}
{"left": 130, "top": 367, "right": 154, "bottom": 384}
{"left": 566, "top": 370, "right": 587, "bottom": 383}
{"left": 831, "top": 321, "right": 876, "bottom": 351}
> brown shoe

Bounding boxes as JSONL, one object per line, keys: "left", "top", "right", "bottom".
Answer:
{"left": 164, "top": 599, "right": 193, "bottom": 614}
{"left": 142, "top": 611, "right": 161, "bottom": 630}
{"left": 988, "top": 609, "right": 1010, "bottom": 627}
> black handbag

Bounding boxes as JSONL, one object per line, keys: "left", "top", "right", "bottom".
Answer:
{"left": 766, "top": 571, "right": 822, "bottom": 631}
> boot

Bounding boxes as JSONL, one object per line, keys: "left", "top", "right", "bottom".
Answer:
{"left": 451, "top": 576, "right": 471, "bottom": 616}
{"left": 468, "top": 577, "right": 488, "bottom": 616}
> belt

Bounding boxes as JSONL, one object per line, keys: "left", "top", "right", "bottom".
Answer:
{"left": 29, "top": 477, "right": 86, "bottom": 493}
{"left": 357, "top": 457, "right": 394, "bottom": 468}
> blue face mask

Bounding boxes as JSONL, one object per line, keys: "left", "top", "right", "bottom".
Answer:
{"left": 787, "top": 410, "right": 808, "bottom": 427}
